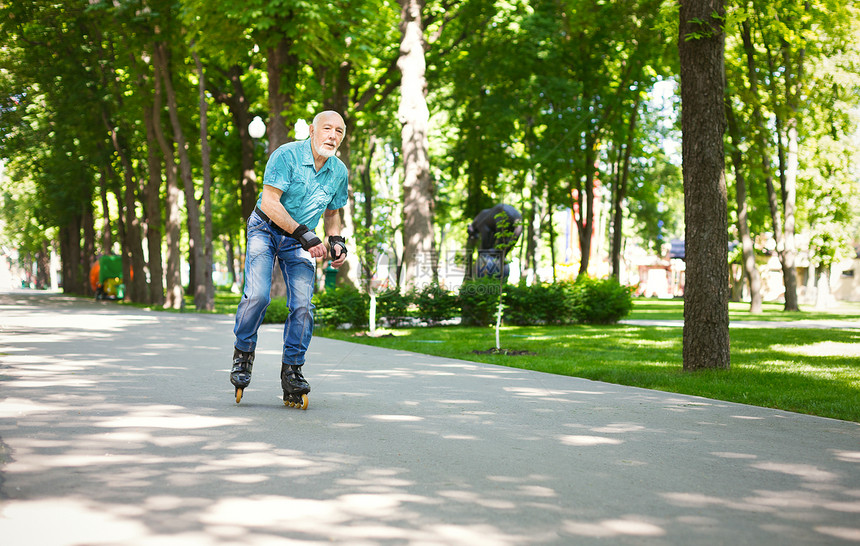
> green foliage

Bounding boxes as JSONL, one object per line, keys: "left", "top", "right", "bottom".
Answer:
{"left": 2, "top": 0, "right": 858, "bottom": 311}
{"left": 459, "top": 277, "right": 633, "bottom": 327}
{"left": 410, "top": 282, "right": 459, "bottom": 324}
{"left": 569, "top": 276, "right": 635, "bottom": 324}
{"left": 503, "top": 281, "right": 576, "bottom": 325}
{"left": 262, "top": 298, "right": 291, "bottom": 324}
{"left": 375, "top": 288, "right": 411, "bottom": 325}
{"left": 313, "top": 286, "right": 369, "bottom": 328}
{"left": 458, "top": 277, "right": 502, "bottom": 327}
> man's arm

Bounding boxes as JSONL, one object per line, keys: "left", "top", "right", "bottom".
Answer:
{"left": 324, "top": 208, "right": 347, "bottom": 267}
{"left": 323, "top": 208, "right": 341, "bottom": 236}
{"left": 260, "top": 185, "right": 326, "bottom": 259}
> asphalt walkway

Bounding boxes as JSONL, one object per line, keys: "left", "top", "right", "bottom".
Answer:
{"left": 0, "top": 290, "right": 858, "bottom": 545}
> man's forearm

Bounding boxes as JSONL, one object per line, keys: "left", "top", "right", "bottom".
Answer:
{"left": 323, "top": 209, "right": 342, "bottom": 237}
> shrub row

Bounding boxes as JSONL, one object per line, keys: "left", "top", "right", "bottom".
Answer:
{"left": 458, "top": 276, "right": 634, "bottom": 326}
{"left": 262, "top": 276, "right": 633, "bottom": 328}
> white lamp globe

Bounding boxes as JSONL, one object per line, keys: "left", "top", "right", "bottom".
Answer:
{"left": 295, "top": 119, "right": 310, "bottom": 140}
{"left": 248, "top": 116, "right": 266, "bottom": 139}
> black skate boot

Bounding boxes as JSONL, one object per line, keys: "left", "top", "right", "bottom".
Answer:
{"left": 231, "top": 348, "right": 254, "bottom": 403}
{"left": 281, "top": 363, "right": 311, "bottom": 410}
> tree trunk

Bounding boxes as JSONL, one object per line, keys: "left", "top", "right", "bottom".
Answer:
{"left": 524, "top": 171, "right": 546, "bottom": 284}
{"left": 155, "top": 40, "right": 207, "bottom": 310}
{"left": 359, "top": 137, "right": 377, "bottom": 287}
{"left": 194, "top": 49, "right": 215, "bottom": 310}
{"left": 82, "top": 201, "right": 96, "bottom": 296}
{"left": 208, "top": 65, "right": 259, "bottom": 225}
{"left": 577, "top": 135, "right": 597, "bottom": 277}
{"left": 37, "top": 240, "right": 51, "bottom": 290}
{"left": 610, "top": 98, "right": 639, "bottom": 280}
{"left": 152, "top": 41, "right": 185, "bottom": 310}
{"left": 224, "top": 235, "right": 237, "bottom": 291}
{"left": 781, "top": 118, "right": 800, "bottom": 311}
{"left": 679, "top": 0, "right": 730, "bottom": 371}
{"left": 101, "top": 109, "right": 147, "bottom": 304}
{"left": 266, "top": 38, "right": 295, "bottom": 154}
{"left": 59, "top": 227, "right": 72, "bottom": 292}
{"left": 68, "top": 215, "right": 84, "bottom": 293}
{"left": 142, "top": 82, "right": 166, "bottom": 307}
{"left": 98, "top": 167, "right": 112, "bottom": 254}
{"left": 815, "top": 265, "right": 831, "bottom": 309}
{"left": 779, "top": 31, "right": 804, "bottom": 312}
{"left": 230, "top": 66, "right": 258, "bottom": 223}
{"left": 398, "top": 0, "right": 435, "bottom": 287}
{"left": 757, "top": 23, "right": 801, "bottom": 311}
{"left": 725, "top": 94, "right": 763, "bottom": 313}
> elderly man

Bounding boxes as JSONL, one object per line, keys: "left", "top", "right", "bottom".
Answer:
{"left": 231, "top": 111, "right": 349, "bottom": 409}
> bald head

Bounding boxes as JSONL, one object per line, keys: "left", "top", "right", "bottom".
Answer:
{"left": 313, "top": 110, "right": 345, "bottom": 130}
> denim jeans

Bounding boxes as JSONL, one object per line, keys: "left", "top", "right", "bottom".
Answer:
{"left": 233, "top": 211, "right": 316, "bottom": 366}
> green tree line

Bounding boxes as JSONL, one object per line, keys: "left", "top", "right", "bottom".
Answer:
{"left": 1, "top": 0, "right": 857, "bottom": 315}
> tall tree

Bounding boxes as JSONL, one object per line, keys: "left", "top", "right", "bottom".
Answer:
{"left": 154, "top": 37, "right": 208, "bottom": 310}
{"left": 679, "top": 0, "right": 730, "bottom": 370}
{"left": 725, "top": 93, "right": 763, "bottom": 312}
{"left": 398, "top": 0, "right": 435, "bottom": 286}
{"left": 193, "top": 48, "right": 215, "bottom": 310}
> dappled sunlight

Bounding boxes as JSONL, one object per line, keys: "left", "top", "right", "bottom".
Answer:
{"left": 558, "top": 435, "right": 624, "bottom": 446}
{"left": 0, "top": 498, "right": 151, "bottom": 544}
{"left": 368, "top": 414, "right": 425, "bottom": 422}
{"left": 815, "top": 526, "right": 860, "bottom": 541}
{"left": 590, "top": 423, "right": 646, "bottom": 434}
{"left": 562, "top": 517, "right": 666, "bottom": 538}
{"left": 750, "top": 462, "right": 839, "bottom": 482}
{"left": 773, "top": 341, "right": 860, "bottom": 357}
{"left": 96, "top": 407, "right": 249, "bottom": 430}
{"left": 2, "top": 291, "right": 860, "bottom": 544}
{"left": 0, "top": 397, "right": 76, "bottom": 418}
{"left": 832, "top": 450, "right": 860, "bottom": 463}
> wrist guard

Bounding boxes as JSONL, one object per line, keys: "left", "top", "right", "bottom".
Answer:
{"left": 290, "top": 224, "right": 322, "bottom": 251}
{"left": 328, "top": 235, "right": 347, "bottom": 260}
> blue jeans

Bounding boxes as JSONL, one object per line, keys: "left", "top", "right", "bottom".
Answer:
{"left": 233, "top": 211, "right": 316, "bottom": 366}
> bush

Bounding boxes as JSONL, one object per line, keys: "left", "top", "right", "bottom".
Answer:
{"left": 375, "top": 288, "right": 412, "bottom": 326}
{"left": 263, "top": 297, "right": 291, "bottom": 324}
{"left": 313, "top": 286, "right": 369, "bottom": 328}
{"left": 459, "top": 277, "right": 502, "bottom": 326}
{"left": 569, "top": 276, "right": 634, "bottom": 324}
{"left": 503, "top": 281, "right": 568, "bottom": 325}
{"left": 411, "top": 282, "right": 459, "bottom": 324}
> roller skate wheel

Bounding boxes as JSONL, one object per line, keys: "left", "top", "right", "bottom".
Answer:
{"left": 284, "top": 394, "right": 309, "bottom": 410}
{"left": 235, "top": 388, "right": 243, "bottom": 404}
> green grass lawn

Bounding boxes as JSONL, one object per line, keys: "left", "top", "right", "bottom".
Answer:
{"left": 318, "top": 303, "right": 860, "bottom": 423}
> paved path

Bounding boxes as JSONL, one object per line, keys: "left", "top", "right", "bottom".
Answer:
{"left": 1, "top": 290, "right": 858, "bottom": 545}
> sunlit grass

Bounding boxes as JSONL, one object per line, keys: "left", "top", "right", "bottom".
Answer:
{"left": 319, "top": 323, "right": 860, "bottom": 423}
{"left": 629, "top": 297, "right": 860, "bottom": 322}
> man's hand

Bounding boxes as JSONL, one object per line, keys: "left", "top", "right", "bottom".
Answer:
{"left": 328, "top": 236, "right": 347, "bottom": 267}
{"left": 290, "top": 225, "right": 326, "bottom": 258}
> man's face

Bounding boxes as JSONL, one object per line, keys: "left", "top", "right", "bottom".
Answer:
{"left": 309, "top": 114, "right": 346, "bottom": 158}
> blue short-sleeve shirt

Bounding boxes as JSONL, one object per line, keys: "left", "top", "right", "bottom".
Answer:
{"left": 257, "top": 139, "right": 349, "bottom": 230}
